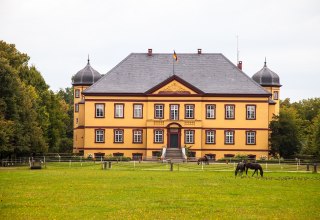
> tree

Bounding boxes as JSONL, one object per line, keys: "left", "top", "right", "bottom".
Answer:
{"left": 270, "top": 107, "right": 301, "bottom": 157}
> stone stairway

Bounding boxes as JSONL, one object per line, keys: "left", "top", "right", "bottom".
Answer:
{"left": 165, "top": 148, "right": 185, "bottom": 162}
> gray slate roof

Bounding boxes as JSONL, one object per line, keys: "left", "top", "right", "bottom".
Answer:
{"left": 83, "top": 53, "right": 270, "bottom": 95}
{"left": 72, "top": 60, "right": 102, "bottom": 85}
{"left": 252, "top": 62, "right": 281, "bottom": 87}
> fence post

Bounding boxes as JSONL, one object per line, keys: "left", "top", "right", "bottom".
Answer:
{"left": 170, "top": 162, "right": 173, "bottom": 171}
{"left": 265, "top": 162, "right": 268, "bottom": 171}
{"left": 108, "top": 161, "right": 112, "bottom": 169}
{"left": 307, "top": 164, "right": 310, "bottom": 171}
{"left": 69, "top": 160, "right": 71, "bottom": 168}
{"left": 313, "top": 163, "right": 317, "bottom": 173}
{"left": 44, "top": 156, "right": 46, "bottom": 168}
{"left": 134, "top": 160, "right": 136, "bottom": 169}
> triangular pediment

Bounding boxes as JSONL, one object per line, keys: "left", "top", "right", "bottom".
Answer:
{"left": 145, "top": 75, "right": 203, "bottom": 95}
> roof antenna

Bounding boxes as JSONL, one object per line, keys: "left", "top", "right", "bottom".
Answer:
{"left": 264, "top": 57, "right": 267, "bottom": 67}
{"left": 236, "top": 35, "right": 239, "bottom": 64}
{"left": 87, "top": 54, "right": 90, "bottom": 64}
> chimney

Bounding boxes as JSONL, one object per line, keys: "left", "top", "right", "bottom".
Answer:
{"left": 237, "top": 61, "right": 242, "bottom": 70}
{"left": 148, "top": 49, "right": 152, "bottom": 56}
{"left": 198, "top": 49, "right": 202, "bottom": 54}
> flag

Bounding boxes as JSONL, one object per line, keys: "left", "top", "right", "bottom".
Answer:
{"left": 173, "top": 50, "right": 178, "bottom": 61}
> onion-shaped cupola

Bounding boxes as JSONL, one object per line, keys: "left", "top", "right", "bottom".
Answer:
{"left": 72, "top": 57, "right": 101, "bottom": 86}
{"left": 252, "top": 59, "right": 281, "bottom": 87}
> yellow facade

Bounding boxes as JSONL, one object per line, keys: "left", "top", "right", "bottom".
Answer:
{"left": 73, "top": 79, "right": 280, "bottom": 160}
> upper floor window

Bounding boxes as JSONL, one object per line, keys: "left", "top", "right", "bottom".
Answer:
{"left": 95, "top": 129, "right": 105, "bottom": 143}
{"left": 133, "top": 104, "right": 143, "bottom": 118}
{"left": 206, "top": 130, "right": 215, "bottom": 144}
{"left": 154, "top": 104, "right": 164, "bottom": 119}
{"left": 95, "top": 104, "right": 105, "bottom": 118}
{"left": 185, "top": 105, "right": 194, "bottom": 119}
{"left": 185, "top": 130, "right": 195, "bottom": 144}
{"left": 75, "top": 89, "right": 80, "bottom": 98}
{"left": 115, "top": 104, "right": 124, "bottom": 118}
{"left": 246, "top": 131, "right": 256, "bottom": 145}
{"left": 170, "top": 104, "right": 179, "bottom": 120}
{"left": 154, "top": 130, "right": 164, "bottom": 143}
{"left": 246, "top": 105, "right": 256, "bottom": 120}
{"left": 225, "top": 130, "right": 234, "bottom": 144}
{"left": 274, "top": 91, "right": 279, "bottom": 100}
{"left": 114, "top": 129, "right": 124, "bottom": 143}
{"left": 206, "top": 104, "right": 216, "bottom": 119}
{"left": 75, "top": 104, "right": 79, "bottom": 112}
{"left": 225, "top": 105, "right": 235, "bottom": 119}
{"left": 133, "top": 130, "right": 143, "bottom": 143}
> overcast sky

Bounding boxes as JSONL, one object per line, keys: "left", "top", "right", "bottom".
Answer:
{"left": 1, "top": 0, "right": 319, "bottom": 101}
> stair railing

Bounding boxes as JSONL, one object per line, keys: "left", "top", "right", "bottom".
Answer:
{"left": 161, "top": 146, "right": 166, "bottom": 160}
{"left": 181, "top": 147, "right": 187, "bottom": 159}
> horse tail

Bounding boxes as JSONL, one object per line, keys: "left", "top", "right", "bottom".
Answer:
{"left": 259, "top": 166, "right": 263, "bottom": 177}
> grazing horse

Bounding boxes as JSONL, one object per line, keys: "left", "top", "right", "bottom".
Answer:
{"left": 197, "top": 155, "right": 209, "bottom": 165}
{"left": 235, "top": 161, "right": 246, "bottom": 177}
{"left": 245, "top": 162, "right": 264, "bottom": 177}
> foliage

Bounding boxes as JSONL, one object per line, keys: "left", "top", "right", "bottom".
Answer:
{"left": 0, "top": 40, "right": 72, "bottom": 157}
{"left": 270, "top": 98, "right": 320, "bottom": 158}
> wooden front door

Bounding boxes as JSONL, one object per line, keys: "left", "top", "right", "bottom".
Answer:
{"left": 168, "top": 128, "right": 180, "bottom": 148}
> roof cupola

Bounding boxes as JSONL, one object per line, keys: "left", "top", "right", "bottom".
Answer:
{"left": 72, "top": 56, "right": 102, "bottom": 86}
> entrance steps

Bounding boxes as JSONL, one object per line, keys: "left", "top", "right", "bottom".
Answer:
{"left": 165, "top": 148, "right": 184, "bottom": 161}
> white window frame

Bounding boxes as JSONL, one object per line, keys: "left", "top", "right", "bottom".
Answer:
{"left": 114, "top": 130, "right": 124, "bottom": 143}
{"left": 75, "top": 89, "right": 80, "bottom": 98}
{"left": 133, "top": 104, "right": 143, "bottom": 118}
{"left": 95, "top": 130, "right": 104, "bottom": 143}
{"left": 185, "top": 130, "right": 194, "bottom": 144}
{"left": 115, "top": 104, "right": 124, "bottom": 118}
{"left": 155, "top": 104, "right": 164, "bottom": 119}
{"left": 246, "top": 131, "right": 256, "bottom": 145}
{"left": 170, "top": 104, "right": 179, "bottom": 120}
{"left": 206, "top": 105, "right": 215, "bottom": 119}
{"left": 225, "top": 131, "right": 234, "bottom": 144}
{"left": 225, "top": 105, "right": 235, "bottom": 119}
{"left": 185, "top": 105, "right": 194, "bottom": 119}
{"left": 95, "top": 104, "right": 104, "bottom": 118}
{"left": 246, "top": 105, "right": 256, "bottom": 120}
{"left": 206, "top": 130, "right": 215, "bottom": 144}
{"left": 133, "top": 130, "right": 142, "bottom": 143}
{"left": 154, "top": 130, "right": 164, "bottom": 143}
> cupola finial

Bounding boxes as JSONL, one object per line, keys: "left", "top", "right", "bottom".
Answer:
{"left": 264, "top": 57, "right": 267, "bottom": 67}
{"left": 87, "top": 54, "right": 90, "bottom": 65}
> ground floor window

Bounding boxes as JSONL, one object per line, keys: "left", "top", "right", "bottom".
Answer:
{"left": 113, "top": 152, "right": 124, "bottom": 157}
{"left": 94, "top": 152, "right": 105, "bottom": 160}
{"left": 205, "top": 154, "right": 216, "bottom": 161}
{"left": 225, "top": 130, "right": 234, "bottom": 144}
{"left": 132, "top": 153, "right": 143, "bottom": 161}
{"left": 95, "top": 129, "right": 105, "bottom": 143}
{"left": 185, "top": 130, "right": 194, "bottom": 144}
{"left": 152, "top": 151, "right": 161, "bottom": 158}
{"left": 246, "top": 131, "right": 256, "bottom": 145}
{"left": 154, "top": 130, "right": 164, "bottom": 143}
{"left": 206, "top": 130, "right": 215, "bottom": 144}
{"left": 114, "top": 129, "right": 124, "bottom": 143}
{"left": 188, "top": 151, "right": 196, "bottom": 157}
{"left": 224, "top": 154, "right": 235, "bottom": 158}
{"left": 248, "top": 154, "right": 256, "bottom": 160}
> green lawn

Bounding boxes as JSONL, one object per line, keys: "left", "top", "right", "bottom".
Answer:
{"left": 0, "top": 165, "right": 319, "bottom": 219}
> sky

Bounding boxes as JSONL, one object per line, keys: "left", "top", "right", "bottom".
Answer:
{"left": 1, "top": 0, "right": 320, "bottom": 102}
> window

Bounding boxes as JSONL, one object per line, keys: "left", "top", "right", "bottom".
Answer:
{"left": 274, "top": 91, "right": 279, "bottom": 100}
{"left": 75, "top": 89, "right": 80, "bottom": 98}
{"left": 185, "top": 130, "right": 194, "bottom": 144}
{"left": 206, "top": 130, "right": 215, "bottom": 144}
{"left": 225, "top": 105, "right": 235, "bottom": 119}
{"left": 206, "top": 104, "right": 216, "bottom": 119}
{"left": 246, "top": 105, "right": 256, "bottom": 120}
{"left": 154, "top": 104, "right": 164, "bottom": 119}
{"left": 75, "top": 104, "right": 79, "bottom": 112}
{"left": 246, "top": 131, "right": 256, "bottom": 145}
{"left": 95, "top": 104, "right": 104, "bottom": 118}
{"left": 133, "top": 130, "right": 142, "bottom": 143}
{"left": 95, "top": 130, "right": 105, "bottom": 143}
{"left": 225, "top": 130, "right": 234, "bottom": 144}
{"left": 114, "top": 129, "right": 124, "bottom": 143}
{"left": 154, "top": 130, "right": 164, "bottom": 143}
{"left": 133, "top": 104, "right": 143, "bottom": 118}
{"left": 132, "top": 153, "right": 143, "bottom": 161}
{"left": 170, "top": 104, "right": 179, "bottom": 120}
{"left": 113, "top": 152, "right": 124, "bottom": 157}
{"left": 185, "top": 105, "right": 194, "bottom": 119}
{"left": 115, "top": 104, "right": 124, "bottom": 118}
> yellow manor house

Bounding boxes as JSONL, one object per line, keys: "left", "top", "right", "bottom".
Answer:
{"left": 72, "top": 49, "right": 281, "bottom": 160}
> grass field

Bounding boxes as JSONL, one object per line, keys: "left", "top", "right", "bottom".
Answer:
{"left": 0, "top": 164, "right": 319, "bottom": 219}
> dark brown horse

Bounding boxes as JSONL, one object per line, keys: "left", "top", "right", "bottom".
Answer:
{"left": 235, "top": 161, "right": 246, "bottom": 177}
{"left": 197, "top": 155, "right": 209, "bottom": 165}
{"left": 245, "top": 162, "right": 264, "bottom": 177}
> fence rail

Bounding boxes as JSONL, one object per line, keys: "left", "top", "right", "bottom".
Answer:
{"left": 1, "top": 157, "right": 318, "bottom": 173}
